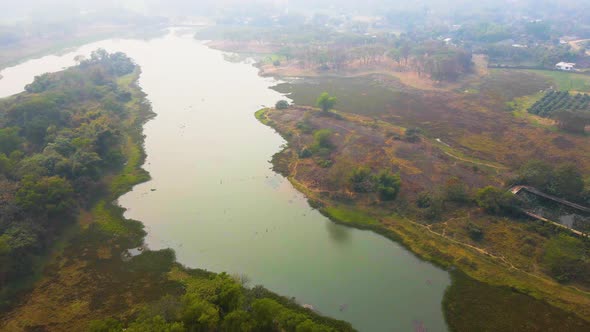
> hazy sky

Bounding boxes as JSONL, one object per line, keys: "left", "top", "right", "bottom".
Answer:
{"left": 1, "top": 0, "right": 588, "bottom": 23}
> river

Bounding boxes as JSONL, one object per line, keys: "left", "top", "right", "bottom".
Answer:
{"left": 0, "top": 29, "right": 450, "bottom": 331}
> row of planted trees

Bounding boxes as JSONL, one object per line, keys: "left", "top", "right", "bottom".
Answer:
{"left": 273, "top": 34, "right": 473, "bottom": 81}
{"left": 528, "top": 90, "right": 590, "bottom": 133}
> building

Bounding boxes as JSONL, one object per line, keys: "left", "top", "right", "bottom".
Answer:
{"left": 555, "top": 62, "right": 576, "bottom": 71}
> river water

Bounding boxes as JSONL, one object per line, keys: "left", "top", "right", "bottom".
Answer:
{"left": 0, "top": 29, "right": 450, "bottom": 331}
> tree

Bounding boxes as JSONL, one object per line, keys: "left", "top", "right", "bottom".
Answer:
{"left": 181, "top": 297, "right": 219, "bottom": 330}
{"left": 316, "top": 92, "right": 337, "bottom": 112}
{"left": 349, "top": 167, "right": 373, "bottom": 193}
{"left": 518, "top": 160, "right": 553, "bottom": 189}
{"left": 443, "top": 177, "right": 470, "bottom": 203}
{"left": 467, "top": 223, "right": 484, "bottom": 242}
{"left": 15, "top": 176, "right": 74, "bottom": 217}
{"left": 88, "top": 318, "right": 123, "bottom": 332}
{"left": 311, "top": 129, "right": 334, "bottom": 153}
{"left": 375, "top": 171, "right": 401, "bottom": 201}
{"left": 275, "top": 100, "right": 290, "bottom": 110}
{"left": 549, "top": 164, "right": 585, "bottom": 200}
{"left": 0, "top": 127, "right": 21, "bottom": 155}
{"left": 553, "top": 110, "right": 590, "bottom": 134}
{"left": 475, "top": 186, "right": 519, "bottom": 215}
{"left": 252, "top": 298, "right": 282, "bottom": 331}
{"left": 214, "top": 273, "right": 244, "bottom": 313}
{"left": 127, "top": 316, "right": 185, "bottom": 332}
{"left": 404, "top": 127, "right": 421, "bottom": 143}
{"left": 223, "top": 311, "right": 255, "bottom": 332}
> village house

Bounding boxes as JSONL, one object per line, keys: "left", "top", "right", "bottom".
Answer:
{"left": 555, "top": 62, "right": 576, "bottom": 71}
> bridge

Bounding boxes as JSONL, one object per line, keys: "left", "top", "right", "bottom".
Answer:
{"left": 510, "top": 185, "right": 590, "bottom": 237}
{"left": 510, "top": 185, "right": 590, "bottom": 213}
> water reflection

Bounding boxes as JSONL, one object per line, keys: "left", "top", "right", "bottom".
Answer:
{"left": 326, "top": 220, "right": 352, "bottom": 245}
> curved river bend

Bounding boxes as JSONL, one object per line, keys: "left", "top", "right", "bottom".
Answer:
{"left": 0, "top": 30, "right": 450, "bottom": 331}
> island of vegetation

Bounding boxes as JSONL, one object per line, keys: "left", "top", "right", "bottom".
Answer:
{"left": 0, "top": 50, "right": 353, "bottom": 332}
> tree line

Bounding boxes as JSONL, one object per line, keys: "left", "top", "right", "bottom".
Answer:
{"left": 0, "top": 49, "right": 136, "bottom": 305}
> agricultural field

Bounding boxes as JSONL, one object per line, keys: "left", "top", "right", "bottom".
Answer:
{"left": 528, "top": 91, "right": 590, "bottom": 117}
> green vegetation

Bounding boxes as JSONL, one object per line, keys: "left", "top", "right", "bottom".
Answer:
{"left": 0, "top": 54, "right": 353, "bottom": 332}
{"left": 275, "top": 100, "right": 290, "bottom": 110}
{"left": 316, "top": 92, "right": 337, "bottom": 113}
{"left": 524, "top": 70, "right": 590, "bottom": 92}
{"left": 259, "top": 102, "right": 590, "bottom": 328}
{"left": 0, "top": 50, "right": 139, "bottom": 305}
{"left": 516, "top": 160, "right": 587, "bottom": 202}
{"left": 527, "top": 90, "right": 590, "bottom": 133}
{"left": 444, "top": 272, "right": 590, "bottom": 332}
{"left": 543, "top": 234, "right": 590, "bottom": 284}
{"left": 324, "top": 206, "right": 378, "bottom": 226}
{"left": 475, "top": 186, "right": 519, "bottom": 215}
{"left": 404, "top": 127, "right": 421, "bottom": 143}
{"left": 90, "top": 270, "right": 351, "bottom": 332}
{"left": 528, "top": 91, "right": 590, "bottom": 117}
{"left": 443, "top": 177, "right": 471, "bottom": 204}
{"left": 348, "top": 167, "right": 402, "bottom": 201}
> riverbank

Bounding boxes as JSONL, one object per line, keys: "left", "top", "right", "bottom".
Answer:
{"left": 0, "top": 58, "right": 353, "bottom": 331}
{"left": 255, "top": 105, "right": 590, "bottom": 330}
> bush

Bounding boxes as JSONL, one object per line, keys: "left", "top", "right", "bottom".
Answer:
{"left": 404, "top": 127, "right": 422, "bottom": 143}
{"left": 316, "top": 92, "right": 337, "bottom": 112}
{"left": 467, "top": 223, "right": 484, "bottom": 242}
{"left": 543, "top": 234, "right": 590, "bottom": 284}
{"left": 475, "top": 186, "right": 519, "bottom": 215}
{"left": 311, "top": 129, "right": 334, "bottom": 152}
{"left": 349, "top": 167, "right": 373, "bottom": 193}
{"left": 416, "top": 191, "right": 433, "bottom": 208}
{"left": 375, "top": 171, "right": 401, "bottom": 201}
{"left": 298, "top": 148, "right": 313, "bottom": 158}
{"left": 275, "top": 100, "right": 290, "bottom": 110}
{"left": 443, "top": 177, "right": 470, "bottom": 203}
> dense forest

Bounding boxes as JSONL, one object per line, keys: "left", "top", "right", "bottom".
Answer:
{"left": 0, "top": 50, "right": 138, "bottom": 300}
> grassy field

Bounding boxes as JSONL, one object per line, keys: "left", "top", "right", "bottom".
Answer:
{"left": 444, "top": 273, "right": 590, "bottom": 332}
{"left": 521, "top": 69, "right": 590, "bottom": 92}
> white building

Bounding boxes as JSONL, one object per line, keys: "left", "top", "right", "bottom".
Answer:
{"left": 555, "top": 62, "right": 576, "bottom": 71}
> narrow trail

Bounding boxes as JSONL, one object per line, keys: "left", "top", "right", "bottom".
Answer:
{"left": 440, "top": 149, "right": 508, "bottom": 170}
{"left": 421, "top": 222, "right": 590, "bottom": 296}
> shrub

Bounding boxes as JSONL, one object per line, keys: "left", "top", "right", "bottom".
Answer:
{"left": 311, "top": 129, "right": 334, "bottom": 152}
{"left": 275, "top": 100, "right": 290, "bottom": 110}
{"left": 375, "top": 171, "right": 401, "bottom": 201}
{"left": 443, "top": 177, "right": 470, "bottom": 203}
{"left": 349, "top": 167, "right": 374, "bottom": 193}
{"left": 416, "top": 191, "right": 433, "bottom": 208}
{"left": 543, "top": 234, "right": 590, "bottom": 284}
{"left": 467, "top": 223, "right": 484, "bottom": 242}
{"left": 404, "top": 127, "right": 422, "bottom": 143}
{"left": 475, "top": 186, "right": 519, "bottom": 215}
{"left": 298, "top": 148, "right": 312, "bottom": 158}
{"left": 316, "top": 92, "right": 337, "bottom": 112}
